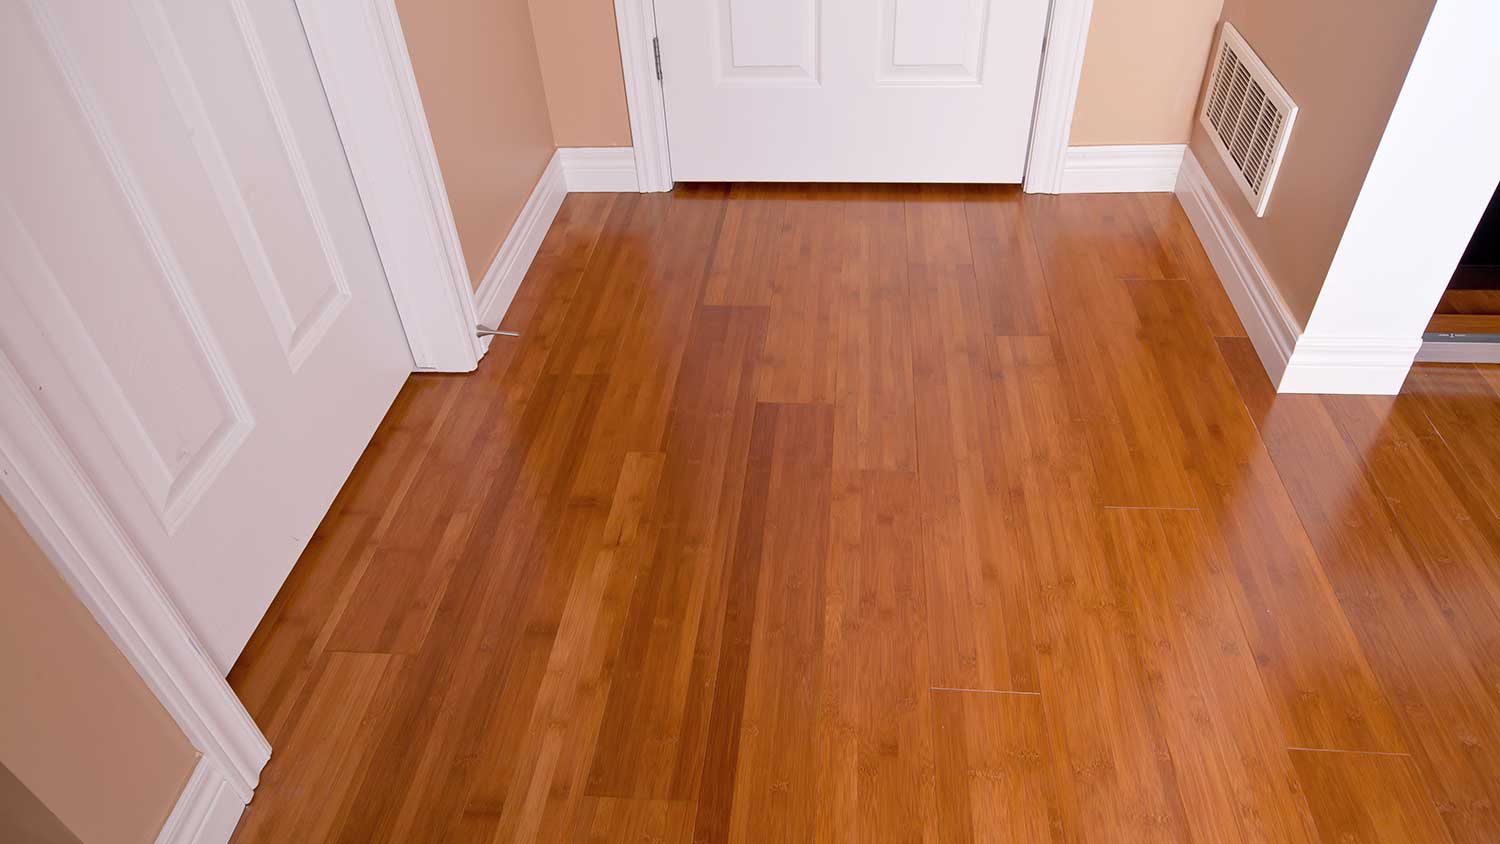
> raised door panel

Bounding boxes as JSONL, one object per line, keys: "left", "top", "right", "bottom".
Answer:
{"left": 154, "top": 0, "right": 352, "bottom": 370}
{"left": 0, "top": 1, "right": 252, "bottom": 533}
{"left": 720, "top": 0, "right": 820, "bottom": 84}
{"left": 882, "top": 0, "right": 990, "bottom": 84}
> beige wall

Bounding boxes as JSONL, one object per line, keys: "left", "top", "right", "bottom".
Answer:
{"left": 509, "top": 0, "right": 1231, "bottom": 150}
{"left": 0, "top": 498, "right": 196, "bottom": 844}
{"left": 396, "top": 0, "right": 557, "bottom": 287}
{"left": 1071, "top": 0, "right": 1226, "bottom": 145}
{"left": 529, "top": 0, "right": 633, "bottom": 148}
{"left": 1188, "top": 0, "right": 1436, "bottom": 324}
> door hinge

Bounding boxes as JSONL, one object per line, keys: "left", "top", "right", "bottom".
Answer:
{"left": 653, "top": 36, "right": 662, "bottom": 81}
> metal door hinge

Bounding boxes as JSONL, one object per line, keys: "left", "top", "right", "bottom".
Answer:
{"left": 653, "top": 36, "right": 662, "bottom": 81}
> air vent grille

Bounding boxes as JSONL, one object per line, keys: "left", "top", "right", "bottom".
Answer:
{"left": 1199, "top": 24, "right": 1298, "bottom": 216}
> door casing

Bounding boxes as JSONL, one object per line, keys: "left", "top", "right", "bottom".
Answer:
{"left": 609, "top": 0, "right": 1097, "bottom": 193}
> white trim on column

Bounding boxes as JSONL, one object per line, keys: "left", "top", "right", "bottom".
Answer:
{"left": 295, "top": 0, "right": 483, "bottom": 373}
{"left": 1177, "top": 149, "right": 1427, "bottom": 395}
{"left": 155, "top": 759, "right": 245, "bottom": 844}
{"left": 1061, "top": 144, "right": 1185, "bottom": 193}
{"left": 1024, "top": 0, "right": 1095, "bottom": 194}
{"left": 0, "top": 356, "right": 270, "bottom": 806}
{"left": 474, "top": 152, "right": 568, "bottom": 333}
{"left": 560, "top": 147, "right": 641, "bottom": 192}
{"left": 613, "top": 0, "right": 672, "bottom": 192}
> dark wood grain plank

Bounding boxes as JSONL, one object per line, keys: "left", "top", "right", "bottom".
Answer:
{"left": 723, "top": 403, "right": 834, "bottom": 843}
{"left": 1290, "top": 751, "right": 1453, "bottom": 844}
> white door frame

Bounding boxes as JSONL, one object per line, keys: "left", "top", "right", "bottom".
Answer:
{"left": 296, "top": 0, "right": 485, "bottom": 373}
{"left": 2, "top": 2, "right": 490, "bottom": 841}
{"left": 0, "top": 354, "right": 269, "bottom": 831}
{"left": 612, "top": 0, "right": 1095, "bottom": 193}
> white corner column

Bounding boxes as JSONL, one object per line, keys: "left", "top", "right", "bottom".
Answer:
{"left": 1281, "top": 0, "right": 1500, "bottom": 394}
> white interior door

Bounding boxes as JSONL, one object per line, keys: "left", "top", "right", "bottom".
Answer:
{"left": 655, "top": 0, "right": 1051, "bottom": 182}
{"left": 0, "top": 0, "right": 413, "bottom": 670}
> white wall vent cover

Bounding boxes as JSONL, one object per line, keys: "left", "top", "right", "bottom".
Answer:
{"left": 1199, "top": 23, "right": 1298, "bottom": 217}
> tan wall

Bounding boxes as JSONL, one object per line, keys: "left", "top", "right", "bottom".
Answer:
{"left": 396, "top": 0, "right": 557, "bottom": 287}
{"left": 0, "top": 499, "right": 196, "bottom": 844}
{"left": 529, "top": 0, "right": 633, "bottom": 148}
{"left": 1071, "top": 0, "right": 1226, "bottom": 145}
{"left": 515, "top": 0, "right": 1229, "bottom": 150}
{"left": 1188, "top": 0, "right": 1436, "bottom": 325}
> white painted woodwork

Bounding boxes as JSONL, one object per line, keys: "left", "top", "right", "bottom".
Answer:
{"left": 0, "top": 0, "right": 413, "bottom": 670}
{"left": 654, "top": 0, "right": 1050, "bottom": 182}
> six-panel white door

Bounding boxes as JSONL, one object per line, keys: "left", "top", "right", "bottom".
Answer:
{"left": 0, "top": 0, "right": 413, "bottom": 670}
{"left": 654, "top": 0, "right": 1051, "bottom": 182}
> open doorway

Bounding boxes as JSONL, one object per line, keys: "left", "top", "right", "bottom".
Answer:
{"left": 1422, "top": 183, "right": 1500, "bottom": 361}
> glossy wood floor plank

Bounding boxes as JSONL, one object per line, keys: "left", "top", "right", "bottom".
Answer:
{"left": 817, "top": 469, "right": 938, "bottom": 843}
{"left": 1128, "top": 284, "right": 1404, "bottom": 754}
{"left": 1133, "top": 193, "right": 1247, "bottom": 339}
{"left": 702, "top": 183, "right": 787, "bottom": 308}
{"left": 233, "top": 652, "right": 406, "bottom": 842}
{"left": 1326, "top": 392, "right": 1500, "bottom": 710}
{"left": 1100, "top": 508, "right": 1318, "bottom": 844}
{"left": 1026, "top": 196, "right": 1198, "bottom": 509}
{"left": 1220, "top": 361, "right": 1500, "bottom": 843}
{"left": 757, "top": 186, "right": 843, "bottom": 404}
{"left": 963, "top": 187, "right": 1056, "bottom": 337}
{"left": 987, "top": 335, "right": 1187, "bottom": 841}
{"left": 232, "top": 186, "right": 1500, "bottom": 844}
{"left": 833, "top": 190, "right": 918, "bottom": 472}
{"left": 1407, "top": 363, "right": 1500, "bottom": 521}
{"left": 585, "top": 306, "right": 768, "bottom": 801}
{"left": 909, "top": 187, "right": 1038, "bottom": 693}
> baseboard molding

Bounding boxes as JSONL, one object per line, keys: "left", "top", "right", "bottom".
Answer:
{"left": 1176, "top": 150, "right": 1299, "bottom": 384}
{"left": 1278, "top": 336, "right": 1424, "bottom": 394}
{"left": 559, "top": 147, "right": 640, "bottom": 192}
{"left": 1061, "top": 144, "right": 1186, "bottom": 193}
{"left": 1176, "top": 150, "right": 1419, "bottom": 395}
{"left": 474, "top": 151, "right": 568, "bottom": 333}
{"left": 155, "top": 759, "right": 245, "bottom": 844}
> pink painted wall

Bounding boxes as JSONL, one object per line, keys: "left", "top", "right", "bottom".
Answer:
{"left": 0, "top": 499, "right": 196, "bottom": 844}
{"left": 529, "top": 0, "right": 633, "bottom": 147}
{"left": 396, "top": 0, "right": 557, "bottom": 287}
{"left": 1188, "top": 0, "right": 1437, "bottom": 324}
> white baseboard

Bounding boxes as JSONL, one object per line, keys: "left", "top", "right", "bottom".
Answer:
{"left": 1278, "top": 336, "right": 1424, "bottom": 394}
{"left": 156, "top": 759, "right": 245, "bottom": 844}
{"left": 1175, "top": 150, "right": 1300, "bottom": 384}
{"left": 474, "top": 151, "right": 569, "bottom": 332}
{"left": 1061, "top": 144, "right": 1186, "bottom": 193}
{"left": 559, "top": 147, "right": 640, "bottom": 192}
{"left": 1176, "top": 150, "right": 1419, "bottom": 395}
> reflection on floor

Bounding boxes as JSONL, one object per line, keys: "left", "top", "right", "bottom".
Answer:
{"left": 230, "top": 185, "right": 1500, "bottom": 843}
